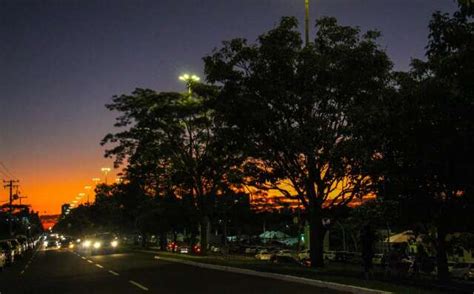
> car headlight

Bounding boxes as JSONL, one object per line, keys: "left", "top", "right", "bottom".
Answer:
{"left": 111, "top": 240, "right": 118, "bottom": 248}
{"left": 83, "top": 240, "right": 91, "bottom": 248}
{"left": 93, "top": 242, "right": 101, "bottom": 249}
{"left": 43, "top": 241, "right": 48, "bottom": 246}
{"left": 69, "top": 243, "right": 74, "bottom": 249}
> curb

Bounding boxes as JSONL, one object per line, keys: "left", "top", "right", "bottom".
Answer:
{"left": 139, "top": 250, "right": 391, "bottom": 294}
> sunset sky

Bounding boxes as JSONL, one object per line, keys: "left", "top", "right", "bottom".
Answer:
{"left": 0, "top": 0, "right": 457, "bottom": 215}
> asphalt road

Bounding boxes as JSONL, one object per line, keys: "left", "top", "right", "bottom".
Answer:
{"left": 0, "top": 247, "right": 344, "bottom": 294}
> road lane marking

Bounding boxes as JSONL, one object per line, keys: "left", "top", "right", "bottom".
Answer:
{"left": 87, "top": 260, "right": 93, "bottom": 263}
{"left": 95, "top": 264, "right": 104, "bottom": 268}
{"left": 20, "top": 270, "right": 24, "bottom": 275}
{"left": 81, "top": 256, "right": 86, "bottom": 260}
{"left": 129, "top": 280, "right": 149, "bottom": 291}
{"left": 108, "top": 270, "right": 119, "bottom": 276}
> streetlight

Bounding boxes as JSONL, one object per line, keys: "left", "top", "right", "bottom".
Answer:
{"left": 78, "top": 192, "right": 86, "bottom": 205}
{"left": 179, "top": 73, "right": 200, "bottom": 94}
{"left": 304, "top": 0, "right": 310, "bottom": 46}
{"left": 101, "top": 167, "right": 111, "bottom": 184}
{"left": 92, "top": 177, "right": 101, "bottom": 185}
{"left": 84, "top": 186, "right": 92, "bottom": 205}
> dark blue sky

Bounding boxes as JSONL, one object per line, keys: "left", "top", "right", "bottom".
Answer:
{"left": 0, "top": 0, "right": 458, "bottom": 213}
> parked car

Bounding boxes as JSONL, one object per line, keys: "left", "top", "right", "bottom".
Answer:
{"left": 297, "top": 249, "right": 309, "bottom": 260}
{"left": 16, "top": 236, "right": 29, "bottom": 252}
{"left": 0, "top": 249, "right": 7, "bottom": 270}
{"left": 8, "top": 239, "right": 23, "bottom": 259}
{"left": 451, "top": 263, "right": 474, "bottom": 281}
{"left": 255, "top": 249, "right": 274, "bottom": 261}
{"left": 323, "top": 251, "right": 336, "bottom": 261}
{"left": 0, "top": 240, "right": 15, "bottom": 265}
{"left": 275, "top": 249, "right": 294, "bottom": 258}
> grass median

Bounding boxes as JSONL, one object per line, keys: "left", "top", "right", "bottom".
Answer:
{"left": 149, "top": 251, "right": 446, "bottom": 294}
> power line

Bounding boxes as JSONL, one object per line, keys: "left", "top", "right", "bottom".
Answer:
{"left": 0, "top": 161, "right": 16, "bottom": 179}
{"left": 0, "top": 167, "right": 9, "bottom": 179}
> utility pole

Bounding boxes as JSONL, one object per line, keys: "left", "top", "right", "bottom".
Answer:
{"left": 3, "top": 180, "right": 19, "bottom": 236}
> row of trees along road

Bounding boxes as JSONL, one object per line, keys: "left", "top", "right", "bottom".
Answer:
{"left": 99, "top": 3, "right": 473, "bottom": 281}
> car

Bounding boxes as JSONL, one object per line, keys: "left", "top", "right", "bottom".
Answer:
{"left": 43, "top": 236, "right": 60, "bottom": 249}
{"left": 255, "top": 249, "right": 274, "bottom": 261}
{"left": 451, "top": 263, "right": 474, "bottom": 280}
{"left": 8, "top": 239, "right": 23, "bottom": 258}
{"left": 16, "top": 236, "right": 30, "bottom": 252}
{"left": 275, "top": 249, "right": 294, "bottom": 258}
{"left": 0, "top": 249, "right": 6, "bottom": 270}
{"left": 323, "top": 251, "right": 336, "bottom": 261}
{"left": 297, "top": 249, "right": 310, "bottom": 260}
{"left": 82, "top": 233, "right": 119, "bottom": 254}
{"left": 0, "top": 240, "right": 15, "bottom": 265}
{"left": 60, "top": 238, "right": 75, "bottom": 249}
{"left": 167, "top": 241, "right": 190, "bottom": 254}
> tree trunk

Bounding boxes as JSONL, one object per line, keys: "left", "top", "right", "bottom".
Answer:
{"left": 436, "top": 224, "right": 449, "bottom": 282}
{"left": 159, "top": 232, "right": 167, "bottom": 251}
{"left": 200, "top": 216, "right": 210, "bottom": 255}
{"left": 309, "top": 206, "right": 326, "bottom": 268}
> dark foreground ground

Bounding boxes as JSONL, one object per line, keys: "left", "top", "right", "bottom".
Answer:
{"left": 0, "top": 247, "right": 344, "bottom": 294}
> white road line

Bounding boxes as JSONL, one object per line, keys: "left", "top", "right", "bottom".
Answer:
{"left": 20, "top": 270, "right": 24, "bottom": 275}
{"left": 129, "top": 280, "right": 149, "bottom": 291}
{"left": 87, "top": 260, "right": 93, "bottom": 263}
{"left": 95, "top": 264, "right": 104, "bottom": 268}
{"left": 108, "top": 270, "right": 119, "bottom": 276}
{"left": 81, "top": 256, "right": 86, "bottom": 260}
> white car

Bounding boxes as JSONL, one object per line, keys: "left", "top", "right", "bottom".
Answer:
{"left": 255, "top": 250, "right": 274, "bottom": 260}
{"left": 451, "top": 263, "right": 474, "bottom": 280}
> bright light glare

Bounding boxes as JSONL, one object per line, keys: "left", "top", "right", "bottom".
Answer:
{"left": 69, "top": 244, "right": 74, "bottom": 249}
{"left": 43, "top": 241, "right": 48, "bottom": 247}
{"left": 93, "top": 242, "right": 101, "bottom": 249}
{"left": 111, "top": 240, "right": 118, "bottom": 248}
{"left": 83, "top": 240, "right": 91, "bottom": 248}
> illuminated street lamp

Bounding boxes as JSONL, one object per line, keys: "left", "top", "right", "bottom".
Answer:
{"left": 179, "top": 73, "right": 200, "bottom": 94}
{"left": 77, "top": 192, "right": 85, "bottom": 205}
{"left": 115, "top": 177, "right": 123, "bottom": 184}
{"left": 92, "top": 178, "right": 101, "bottom": 185}
{"left": 101, "top": 167, "right": 111, "bottom": 184}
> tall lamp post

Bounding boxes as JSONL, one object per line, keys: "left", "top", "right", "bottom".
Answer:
{"left": 178, "top": 73, "right": 200, "bottom": 94}
{"left": 101, "top": 167, "right": 111, "bottom": 184}
{"left": 305, "top": 0, "right": 310, "bottom": 45}
{"left": 84, "top": 186, "right": 92, "bottom": 205}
